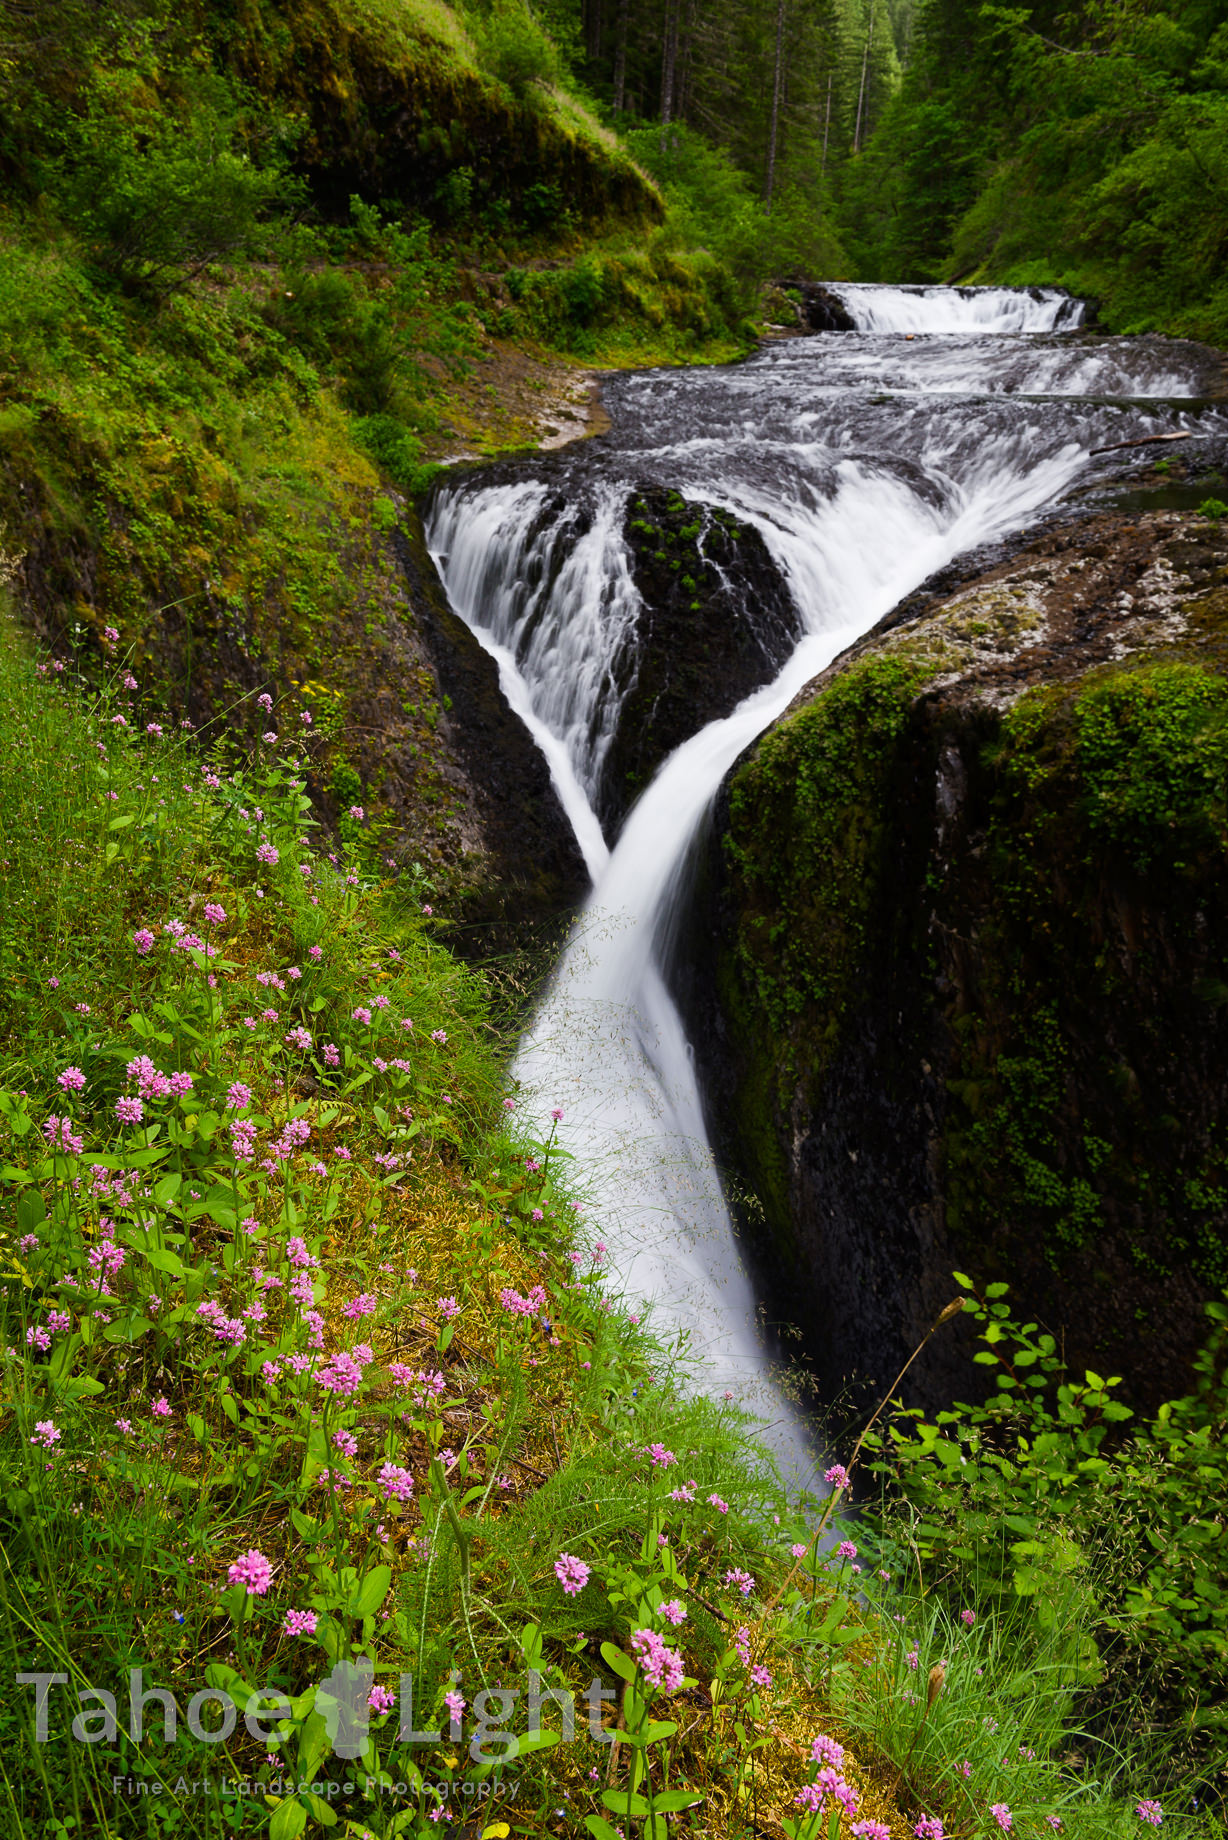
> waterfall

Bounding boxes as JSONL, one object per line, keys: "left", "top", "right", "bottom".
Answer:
{"left": 826, "top": 281, "right": 1083, "bottom": 335}
{"left": 427, "top": 286, "right": 1220, "bottom": 1490}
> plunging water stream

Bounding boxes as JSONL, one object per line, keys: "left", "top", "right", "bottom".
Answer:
{"left": 427, "top": 285, "right": 1223, "bottom": 1488}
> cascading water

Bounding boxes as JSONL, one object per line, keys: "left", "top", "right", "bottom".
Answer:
{"left": 427, "top": 286, "right": 1225, "bottom": 1490}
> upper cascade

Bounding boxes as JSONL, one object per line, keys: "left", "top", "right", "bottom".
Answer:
{"left": 825, "top": 282, "right": 1084, "bottom": 336}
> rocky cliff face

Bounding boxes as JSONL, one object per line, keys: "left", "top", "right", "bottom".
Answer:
{"left": 601, "top": 487, "right": 803, "bottom": 832}
{"left": 681, "top": 479, "right": 1228, "bottom": 1417}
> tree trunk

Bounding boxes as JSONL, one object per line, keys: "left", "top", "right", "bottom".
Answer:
{"left": 821, "top": 68, "right": 833, "bottom": 176}
{"left": 764, "top": 0, "right": 786, "bottom": 205}
{"left": 585, "top": 0, "right": 602, "bottom": 62}
{"left": 675, "top": 0, "right": 696, "bottom": 123}
{"left": 853, "top": 0, "right": 874, "bottom": 152}
{"left": 613, "top": 0, "right": 629, "bottom": 112}
{"left": 660, "top": 0, "right": 678, "bottom": 125}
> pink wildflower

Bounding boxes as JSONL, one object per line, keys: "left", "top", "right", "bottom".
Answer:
{"left": 228, "top": 1550, "right": 273, "bottom": 1595}
{"left": 554, "top": 1553, "right": 590, "bottom": 1596}
{"left": 283, "top": 1609, "right": 318, "bottom": 1637}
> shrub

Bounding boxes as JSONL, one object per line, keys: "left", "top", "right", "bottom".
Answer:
{"left": 53, "top": 73, "right": 299, "bottom": 294}
{"left": 474, "top": 0, "right": 563, "bottom": 101}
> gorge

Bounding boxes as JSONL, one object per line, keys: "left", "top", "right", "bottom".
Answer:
{"left": 427, "top": 283, "right": 1228, "bottom": 1454}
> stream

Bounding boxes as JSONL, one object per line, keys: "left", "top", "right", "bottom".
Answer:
{"left": 426, "top": 283, "right": 1221, "bottom": 1489}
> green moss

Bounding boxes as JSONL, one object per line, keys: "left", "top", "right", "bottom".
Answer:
{"left": 943, "top": 660, "right": 1228, "bottom": 1286}
{"left": 725, "top": 652, "right": 942, "bottom": 1084}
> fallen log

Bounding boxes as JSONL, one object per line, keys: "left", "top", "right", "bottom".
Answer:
{"left": 1089, "top": 431, "right": 1192, "bottom": 456}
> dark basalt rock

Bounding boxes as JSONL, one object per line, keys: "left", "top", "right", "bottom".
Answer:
{"left": 678, "top": 493, "right": 1228, "bottom": 1421}
{"left": 773, "top": 277, "right": 857, "bottom": 333}
{"left": 597, "top": 486, "right": 803, "bottom": 834}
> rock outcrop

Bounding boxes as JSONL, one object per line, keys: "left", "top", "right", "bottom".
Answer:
{"left": 681, "top": 481, "right": 1228, "bottom": 1417}
{"left": 599, "top": 487, "right": 803, "bottom": 832}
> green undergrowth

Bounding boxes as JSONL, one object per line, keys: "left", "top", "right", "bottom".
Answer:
{"left": 1, "top": 626, "right": 1213, "bottom": 1838}
{"left": 0, "top": 0, "right": 756, "bottom": 762}
{"left": 860, "top": 1279, "right": 1228, "bottom": 1816}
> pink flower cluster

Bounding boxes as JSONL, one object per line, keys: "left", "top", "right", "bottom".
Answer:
{"left": 377, "top": 1462, "right": 415, "bottom": 1503}
{"left": 43, "top": 1115, "right": 84, "bottom": 1156}
{"left": 629, "top": 1628, "right": 684, "bottom": 1694}
{"left": 197, "top": 1300, "right": 246, "bottom": 1346}
{"left": 126, "top": 1056, "right": 193, "bottom": 1102}
{"left": 317, "top": 1352, "right": 365, "bottom": 1397}
{"left": 499, "top": 1284, "right": 546, "bottom": 1318}
{"left": 796, "top": 1770, "right": 859, "bottom": 1817}
{"left": 647, "top": 1443, "right": 676, "bottom": 1469}
{"left": 554, "top": 1553, "right": 590, "bottom": 1596}
{"left": 228, "top": 1549, "right": 273, "bottom": 1595}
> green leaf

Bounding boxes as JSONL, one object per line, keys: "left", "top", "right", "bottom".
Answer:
{"left": 142, "top": 1246, "right": 186, "bottom": 1276}
{"left": 268, "top": 1799, "right": 308, "bottom": 1840}
{"left": 601, "top": 1790, "right": 650, "bottom": 1817}
{"left": 600, "top": 1641, "right": 636, "bottom": 1683}
{"left": 350, "top": 1563, "right": 392, "bottom": 1618}
{"left": 296, "top": 1709, "right": 328, "bottom": 1782}
{"left": 585, "top": 1819, "right": 623, "bottom": 1840}
{"left": 651, "top": 1790, "right": 703, "bottom": 1813}
{"left": 16, "top": 1190, "right": 47, "bottom": 1234}
{"left": 102, "top": 1315, "right": 156, "bottom": 1343}
{"left": 107, "top": 812, "right": 136, "bottom": 831}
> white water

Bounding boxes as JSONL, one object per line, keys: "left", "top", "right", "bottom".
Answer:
{"left": 827, "top": 280, "right": 1083, "bottom": 336}
{"left": 427, "top": 286, "right": 1221, "bottom": 1491}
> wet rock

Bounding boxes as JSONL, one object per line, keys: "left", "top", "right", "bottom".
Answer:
{"left": 681, "top": 494, "right": 1228, "bottom": 1419}
{"left": 772, "top": 277, "right": 857, "bottom": 333}
{"left": 599, "top": 486, "right": 803, "bottom": 833}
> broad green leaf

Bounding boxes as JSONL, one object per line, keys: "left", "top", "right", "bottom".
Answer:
{"left": 600, "top": 1641, "right": 636, "bottom": 1683}
{"left": 268, "top": 1799, "right": 308, "bottom": 1840}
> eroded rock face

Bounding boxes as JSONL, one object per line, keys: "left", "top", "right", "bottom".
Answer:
{"left": 599, "top": 486, "right": 803, "bottom": 832}
{"left": 681, "top": 494, "right": 1228, "bottom": 1417}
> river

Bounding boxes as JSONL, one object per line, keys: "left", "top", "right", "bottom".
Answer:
{"left": 426, "top": 283, "right": 1218, "bottom": 1488}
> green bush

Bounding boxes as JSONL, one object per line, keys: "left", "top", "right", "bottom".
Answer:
{"left": 473, "top": 0, "right": 563, "bottom": 100}
{"left": 52, "top": 72, "right": 299, "bottom": 295}
{"left": 862, "top": 1278, "right": 1228, "bottom": 1802}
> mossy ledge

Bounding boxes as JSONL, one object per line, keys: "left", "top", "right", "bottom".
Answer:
{"left": 680, "top": 490, "right": 1228, "bottom": 1417}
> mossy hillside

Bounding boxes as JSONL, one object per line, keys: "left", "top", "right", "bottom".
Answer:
{"left": 0, "top": 0, "right": 760, "bottom": 915}
{"left": 218, "top": 0, "right": 660, "bottom": 232}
